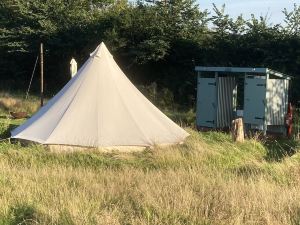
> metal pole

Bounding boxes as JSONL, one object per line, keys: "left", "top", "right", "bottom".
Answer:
{"left": 40, "top": 43, "right": 44, "bottom": 107}
{"left": 196, "top": 71, "right": 201, "bottom": 130}
{"left": 263, "top": 72, "right": 269, "bottom": 135}
{"left": 215, "top": 72, "right": 219, "bottom": 129}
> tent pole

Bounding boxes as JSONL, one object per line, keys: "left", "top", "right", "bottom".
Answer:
{"left": 40, "top": 43, "right": 44, "bottom": 107}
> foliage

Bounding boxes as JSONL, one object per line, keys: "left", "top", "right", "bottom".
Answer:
{"left": 283, "top": 3, "right": 300, "bottom": 35}
{"left": 1, "top": 1, "right": 300, "bottom": 108}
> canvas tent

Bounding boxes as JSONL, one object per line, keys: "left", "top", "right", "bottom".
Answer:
{"left": 11, "top": 42, "right": 189, "bottom": 149}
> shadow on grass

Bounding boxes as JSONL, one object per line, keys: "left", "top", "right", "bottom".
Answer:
{"left": 263, "top": 138, "right": 300, "bottom": 162}
{"left": 0, "top": 203, "right": 44, "bottom": 225}
{"left": 0, "top": 124, "right": 18, "bottom": 139}
{"left": 0, "top": 203, "right": 76, "bottom": 225}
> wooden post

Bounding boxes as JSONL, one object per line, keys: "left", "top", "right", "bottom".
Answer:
{"left": 231, "top": 118, "right": 244, "bottom": 142}
{"left": 40, "top": 43, "right": 44, "bottom": 107}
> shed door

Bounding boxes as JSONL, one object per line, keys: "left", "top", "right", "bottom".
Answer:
{"left": 197, "top": 78, "right": 216, "bottom": 128}
{"left": 217, "top": 77, "right": 237, "bottom": 128}
{"left": 244, "top": 77, "right": 266, "bottom": 125}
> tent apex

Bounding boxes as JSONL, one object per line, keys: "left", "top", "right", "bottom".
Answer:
{"left": 90, "top": 42, "right": 111, "bottom": 58}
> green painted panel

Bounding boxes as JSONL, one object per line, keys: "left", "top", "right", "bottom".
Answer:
{"left": 244, "top": 77, "right": 266, "bottom": 125}
{"left": 197, "top": 78, "right": 216, "bottom": 128}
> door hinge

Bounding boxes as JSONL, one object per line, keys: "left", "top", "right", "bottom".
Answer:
{"left": 208, "top": 82, "right": 216, "bottom": 86}
{"left": 256, "top": 84, "right": 266, "bottom": 87}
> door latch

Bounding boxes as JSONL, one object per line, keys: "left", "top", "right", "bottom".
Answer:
{"left": 255, "top": 117, "right": 265, "bottom": 120}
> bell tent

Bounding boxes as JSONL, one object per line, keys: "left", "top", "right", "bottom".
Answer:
{"left": 11, "top": 42, "right": 189, "bottom": 148}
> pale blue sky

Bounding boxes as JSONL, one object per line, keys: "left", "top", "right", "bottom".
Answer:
{"left": 198, "top": 0, "right": 298, "bottom": 25}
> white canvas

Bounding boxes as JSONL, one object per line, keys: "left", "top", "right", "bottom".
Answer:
{"left": 11, "top": 42, "right": 189, "bottom": 147}
{"left": 70, "top": 58, "right": 77, "bottom": 77}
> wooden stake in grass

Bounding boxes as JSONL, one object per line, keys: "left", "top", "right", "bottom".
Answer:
{"left": 231, "top": 118, "right": 244, "bottom": 142}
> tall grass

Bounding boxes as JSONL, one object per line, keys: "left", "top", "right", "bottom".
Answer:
{"left": 0, "top": 92, "right": 300, "bottom": 224}
{"left": 0, "top": 92, "right": 41, "bottom": 116}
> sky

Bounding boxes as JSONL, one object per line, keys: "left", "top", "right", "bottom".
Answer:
{"left": 198, "top": 0, "right": 298, "bottom": 25}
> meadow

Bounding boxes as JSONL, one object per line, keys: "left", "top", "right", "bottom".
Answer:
{"left": 0, "top": 93, "right": 300, "bottom": 225}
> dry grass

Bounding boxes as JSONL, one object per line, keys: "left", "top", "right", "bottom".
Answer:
{"left": 0, "top": 92, "right": 300, "bottom": 224}
{"left": 0, "top": 92, "right": 41, "bottom": 116}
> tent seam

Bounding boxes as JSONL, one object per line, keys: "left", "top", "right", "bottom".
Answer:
{"left": 111, "top": 59, "right": 189, "bottom": 140}
{"left": 11, "top": 59, "right": 91, "bottom": 140}
{"left": 105, "top": 55, "right": 152, "bottom": 145}
{"left": 44, "top": 58, "right": 94, "bottom": 144}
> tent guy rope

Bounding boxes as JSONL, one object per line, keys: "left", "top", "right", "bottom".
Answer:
{"left": 25, "top": 55, "right": 39, "bottom": 99}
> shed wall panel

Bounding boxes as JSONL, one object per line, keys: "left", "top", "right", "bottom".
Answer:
{"left": 266, "top": 79, "right": 289, "bottom": 125}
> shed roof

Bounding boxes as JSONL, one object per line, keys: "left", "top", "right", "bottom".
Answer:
{"left": 195, "top": 67, "right": 291, "bottom": 80}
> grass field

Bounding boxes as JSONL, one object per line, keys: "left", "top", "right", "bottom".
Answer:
{"left": 0, "top": 93, "right": 300, "bottom": 225}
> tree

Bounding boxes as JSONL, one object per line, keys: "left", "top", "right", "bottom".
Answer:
{"left": 283, "top": 4, "right": 300, "bottom": 35}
